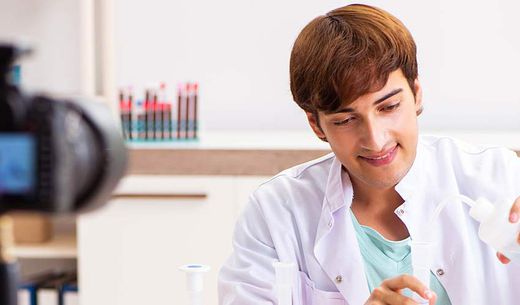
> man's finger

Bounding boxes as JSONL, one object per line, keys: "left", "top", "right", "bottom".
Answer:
{"left": 382, "top": 274, "right": 433, "bottom": 300}
{"left": 429, "top": 291, "right": 438, "bottom": 305}
{"left": 378, "top": 288, "right": 419, "bottom": 305}
{"left": 509, "top": 196, "right": 520, "bottom": 223}
{"left": 497, "top": 252, "right": 511, "bottom": 264}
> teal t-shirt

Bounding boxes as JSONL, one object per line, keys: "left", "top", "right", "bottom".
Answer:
{"left": 349, "top": 210, "right": 451, "bottom": 305}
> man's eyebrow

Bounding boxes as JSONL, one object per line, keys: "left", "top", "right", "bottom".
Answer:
{"left": 327, "top": 88, "right": 403, "bottom": 114}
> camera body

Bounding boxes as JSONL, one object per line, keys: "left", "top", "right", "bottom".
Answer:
{"left": 0, "top": 44, "right": 127, "bottom": 213}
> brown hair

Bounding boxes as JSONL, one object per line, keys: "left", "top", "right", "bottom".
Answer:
{"left": 289, "top": 4, "right": 418, "bottom": 115}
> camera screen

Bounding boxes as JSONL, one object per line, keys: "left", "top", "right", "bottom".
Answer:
{"left": 0, "top": 133, "right": 35, "bottom": 194}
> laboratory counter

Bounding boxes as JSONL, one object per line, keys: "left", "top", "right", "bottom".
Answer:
{"left": 125, "top": 130, "right": 520, "bottom": 176}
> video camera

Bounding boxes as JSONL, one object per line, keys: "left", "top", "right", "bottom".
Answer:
{"left": 0, "top": 44, "right": 127, "bottom": 214}
{"left": 0, "top": 43, "right": 127, "bottom": 305}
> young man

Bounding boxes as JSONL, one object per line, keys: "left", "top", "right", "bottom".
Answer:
{"left": 219, "top": 4, "right": 520, "bottom": 305}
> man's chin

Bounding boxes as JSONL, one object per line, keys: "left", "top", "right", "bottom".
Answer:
{"left": 358, "top": 170, "right": 405, "bottom": 189}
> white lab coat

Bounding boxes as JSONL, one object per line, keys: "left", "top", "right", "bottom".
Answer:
{"left": 219, "top": 135, "right": 520, "bottom": 305}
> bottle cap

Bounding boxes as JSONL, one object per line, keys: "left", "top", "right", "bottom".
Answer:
{"left": 178, "top": 264, "right": 210, "bottom": 292}
{"left": 469, "top": 198, "right": 495, "bottom": 222}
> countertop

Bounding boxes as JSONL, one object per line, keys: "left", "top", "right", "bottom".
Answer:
{"left": 126, "top": 130, "right": 520, "bottom": 175}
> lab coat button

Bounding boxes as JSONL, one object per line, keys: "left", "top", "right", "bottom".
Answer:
{"left": 328, "top": 220, "right": 333, "bottom": 228}
{"left": 335, "top": 275, "right": 343, "bottom": 283}
{"left": 396, "top": 209, "right": 405, "bottom": 216}
{"left": 436, "top": 269, "right": 445, "bottom": 276}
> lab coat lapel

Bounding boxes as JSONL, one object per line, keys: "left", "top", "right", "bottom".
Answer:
{"left": 313, "top": 156, "right": 370, "bottom": 305}
{"left": 394, "top": 144, "right": 427, "bottom": 239}
{"left": 395, "top": 142, "right": 472, "bottom": 304}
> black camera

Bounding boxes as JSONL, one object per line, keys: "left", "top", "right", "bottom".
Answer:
{"left": 0, "top": 44, "right": 127, "bottom": 214}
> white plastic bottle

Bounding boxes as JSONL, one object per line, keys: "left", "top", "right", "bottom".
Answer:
{"left": 469, "top": 197, "right": 520, "bottom": 262}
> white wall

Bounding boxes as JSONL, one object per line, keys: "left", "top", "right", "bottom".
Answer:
{"left": 1, "top": 1, "right": 518, "bottom": 130}
{"left": 0, "top": 0, "right": 85, "bottom": 95}
{"left": 114, "top": 0, "right": 520, "bottom": 131}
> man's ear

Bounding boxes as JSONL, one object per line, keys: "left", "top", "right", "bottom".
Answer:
{"left": 413, "top": 78, "right": 424, "bottom": 116}
{"left": 306, "top": 111, "right": 327, "bottom": 141}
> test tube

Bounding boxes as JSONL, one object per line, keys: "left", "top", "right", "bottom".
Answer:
{"left": 136, "top": 99, "right": 145, "bottom": 139}
{"left": 118, "top": 90, "right": 126, "bottom": 139}
{"left": 185, "top": 82, "right": 190, "bottom": 139}
{"left": 179, "top": 264, "right": 210, "bottom": 305}
{"left": 272, "top": 261, "right": 295, "bottom": 305}
{"left": 144, "top": 90, "right": 150, "bottom": 140}
{"left": 193, "top": 82, "right": 198, "bottom": 139}
{"left": 153, "top": 92, "right": 159, "bottom": 140}
{"left": 177, "top": 84, "right": 183, "bottom": 139}
{"left": 128, "top": 93, "right": 133, "bottom": 140}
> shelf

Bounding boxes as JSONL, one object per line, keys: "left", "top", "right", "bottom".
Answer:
{"left": 124, "top": 129, "right": 520, "bottom": 151}
{"left": 13, "top": 234, "right": 77, "bottom": 259}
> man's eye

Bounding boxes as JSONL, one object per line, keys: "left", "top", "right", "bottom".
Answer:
{"left": 382, "top": 102, "right": 400, "bottom": 112}
{"left": 333, "top": 117, "right": 356, "bottom": 126}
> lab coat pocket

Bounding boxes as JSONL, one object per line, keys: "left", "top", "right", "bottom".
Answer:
{"left": 296, "top": 271, "right": 346, "bottom": 305}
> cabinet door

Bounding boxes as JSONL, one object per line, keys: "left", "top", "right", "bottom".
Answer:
{"left": 78, "top": 175, "right": 236, "bottom": 305}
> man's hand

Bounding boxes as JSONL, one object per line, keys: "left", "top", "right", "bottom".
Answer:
{"left": 496, "top": 196, "right": 520, "bottom": 264}
{"left": 364, "top": 274, "right": 437, "bottom": 305}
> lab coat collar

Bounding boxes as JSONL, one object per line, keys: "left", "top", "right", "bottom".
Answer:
{"left": 313, "top": 155, "right": 370, "bottom": 304}
{"left": 324, "top": 156, "right": 351, "bottom": 213}
{"left": 322, "top": 143, "right": 426, "bottom": 213}
{"left": 395, "top": 141, "right": 425, "bottom": 202}
{"left": 313, "top": 143, "right": 426, "bottom": 304}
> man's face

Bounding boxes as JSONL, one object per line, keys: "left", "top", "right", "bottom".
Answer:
{"left": 307, "top": 69, "right": 422, "bottom": 190}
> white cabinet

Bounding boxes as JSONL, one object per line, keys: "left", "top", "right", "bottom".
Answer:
{"left": 78, "top": 175, "right": 269, "bottom": 305}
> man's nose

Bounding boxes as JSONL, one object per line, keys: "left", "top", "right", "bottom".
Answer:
{"left": 360, "top": 119, "right": 388, "bottom": 152}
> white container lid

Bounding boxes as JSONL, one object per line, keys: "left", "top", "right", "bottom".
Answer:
{"left": 179, "top": 264, "right": 210, "bottom": 292}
